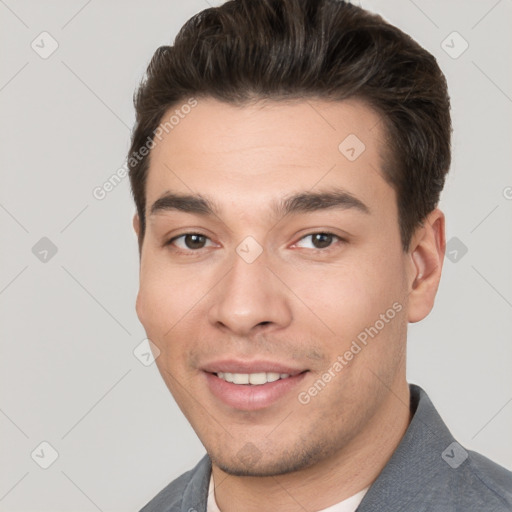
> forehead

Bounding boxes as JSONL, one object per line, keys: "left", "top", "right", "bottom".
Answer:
{"left": 145, "top": 97, "right": 393, "bottom": 219}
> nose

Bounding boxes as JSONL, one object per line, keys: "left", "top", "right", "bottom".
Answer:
{"left": 207, "top": 249, "right": 292, "bottom": 336}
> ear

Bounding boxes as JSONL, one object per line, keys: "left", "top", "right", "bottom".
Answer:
{"left": 406, "top": 208, "right": 446, "bottom": 323}
{"left": 132, "top": 212, "right": 144, "bottom": 256}
{"left": 133, "top": 212, "right": 140, "bottom": 237}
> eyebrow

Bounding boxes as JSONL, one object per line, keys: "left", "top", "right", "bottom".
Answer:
{"left": 149, "top": 188, "right": 370, "bottom": 218}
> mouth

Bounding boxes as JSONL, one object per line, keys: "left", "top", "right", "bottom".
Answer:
{"left": 201, "top": 361, "right": 309, "bottom": 411}
{"left": 215, "top": 371, "right": 294, "bottom": 385}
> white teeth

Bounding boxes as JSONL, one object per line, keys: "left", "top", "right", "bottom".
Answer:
{"left": 231, "top": 373, "right": 249, "bottom": 384}
{"left": 249, "top": 372, "right": 267, "bottom": 385}
{"left": 216, "top": 372, "right": 292, "bottom": 385}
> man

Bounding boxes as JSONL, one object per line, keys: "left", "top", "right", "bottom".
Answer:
{"left": 128, "top": 0, "right": 512, "bottom": 510}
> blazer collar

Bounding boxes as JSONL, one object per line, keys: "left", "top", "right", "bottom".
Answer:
{"left": 356, "top": 384, "right": 455, "bottom": 511}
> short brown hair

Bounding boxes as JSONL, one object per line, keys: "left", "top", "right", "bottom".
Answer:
{"left": 128, "top": 0, "right": 451, "bottom": 251}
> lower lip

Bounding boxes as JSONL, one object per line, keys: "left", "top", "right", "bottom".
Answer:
{"left": 204, "top": 372, "right": 308, "bottom": 411}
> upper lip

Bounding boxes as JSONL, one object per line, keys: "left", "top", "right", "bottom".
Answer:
{"left": 201, "top": 359, "right": 306, "bottom": 376}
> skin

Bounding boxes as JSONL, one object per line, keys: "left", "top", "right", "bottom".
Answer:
{"left": 133, "top": 98, "right": 445, "bottom": 512}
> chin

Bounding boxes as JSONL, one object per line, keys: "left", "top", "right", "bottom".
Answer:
{"left": 208, "top": 437, "right": 330, "bottom": 477}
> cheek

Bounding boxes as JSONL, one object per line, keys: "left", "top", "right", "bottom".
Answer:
{"left": 136, "top": 256, "right": 183, "bottom": 357}
{"left": 137, "top": 252, "right": 196, "bottom": 331}
{"left": 284, "top": 253, "right": 406, "bottom": 339}
{"left": 135, "top": 280, "right": 170, "bottom": 336}
{"left": 136, "top": 274, "right": 193, "bottom": 398}
{"left": 135, "top": 255, "right": 211, "bottom": 364}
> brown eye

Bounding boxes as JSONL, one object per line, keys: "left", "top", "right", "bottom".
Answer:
{"left": 183, "top": 234, "right": 207, "bottom": 249}
{"left": 311, "top": 233, "right": 334, "bottom": 249}
{"left": 295, "top": 232, "right": 341, "bottom": 250}
{"left": 167, "top": 233, "right": 213, "bottom": 251}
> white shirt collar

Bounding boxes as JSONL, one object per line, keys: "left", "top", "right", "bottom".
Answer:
{"left": 206, "top": 473, "right": 369, "bottom": 512}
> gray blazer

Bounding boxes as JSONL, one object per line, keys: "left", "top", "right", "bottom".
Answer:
{"left": 140, "top": 385, "right": 512, "bottom": 511}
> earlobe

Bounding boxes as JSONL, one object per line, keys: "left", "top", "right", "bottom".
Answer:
{"left": 407, "top": 209, "right": 446, "bottom": 323}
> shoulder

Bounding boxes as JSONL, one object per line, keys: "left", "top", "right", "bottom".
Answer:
{"left": 400, "top": 448, "right": 512, "bottom": 512}
{"left": 139, "top": 455, "right": 211, "bottom": 512}
{"left": 413, "top": 384, "right": 512, "bottom": 509}
{"left": 359, "top": 385, "right": 512, "bottom": 511}
{"left": 411, "top": 384, "right": 512, "bottom": 510}
{"left": 459, "top": 449, "right": 512, "bottom": 510}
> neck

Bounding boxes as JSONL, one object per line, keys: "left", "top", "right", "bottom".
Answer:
{"left": 212, "top": 379, "right": 411, "bottom": 512}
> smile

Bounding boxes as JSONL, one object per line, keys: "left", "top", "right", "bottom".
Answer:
{"left": 215, "top": 372, "right": 291, "bottom": 385}
{"left": 204, "top": 369, "right": 308, "bottom": 411}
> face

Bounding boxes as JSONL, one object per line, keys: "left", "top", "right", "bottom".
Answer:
{"left": 135, "top": 98, "right": 421, "bottom": 476}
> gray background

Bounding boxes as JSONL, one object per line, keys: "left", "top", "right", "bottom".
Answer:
{"left": 1, "top": 0, "right": 511, "bottom": 510}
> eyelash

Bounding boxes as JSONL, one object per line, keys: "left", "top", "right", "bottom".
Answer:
{"left": 164, "top": 231, "right": 345, "bottom": 256}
